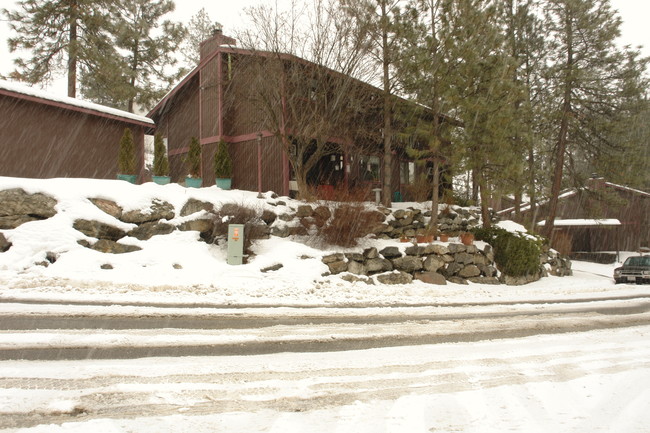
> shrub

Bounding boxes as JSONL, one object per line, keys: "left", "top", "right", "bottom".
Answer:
{"left": 186, "top": 137, "right": 202, "bottom": 177}
{"left": 212, "top": 202, "right": 268, "bottom": 260}
{"left": 152, "top": 134, "right": 169, "bottom": 176}
{"left": 473, "top": 226, "right": 544, "bottom": 277}
{"left": 320, "top": 203, "right": 376, "bottom": 247}
{"left": 214, "top": 141, "right": 233, "bottom": 178}
{"left": 118, "top": 128, "right": 136, "bottom": 174}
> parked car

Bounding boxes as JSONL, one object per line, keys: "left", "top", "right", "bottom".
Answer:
{"left": 614, "top": 255, "right": 650, "bottom": 284}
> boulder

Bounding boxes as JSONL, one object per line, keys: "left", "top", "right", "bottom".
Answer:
{"left": 363, "top": 247, "right": 379, "bottom": 260}
{"left": 128, "top": 221, "right": 175, "bottom": 240}
{"left": 458, "top": 264, "right": 481, "bottom": 278}
{"left": 423, "top": 256, "right": 445, "bottom": 272}
{"left": 180, "top": 198, "right": 214, "bottom": 217}
{"left": 392, "top": 256, "right": 423, "bottom": 273}
{"left": 345, "top": 252, "right": 364, "bottom": 262}
{"left": 366, "top": 258, "right": 393, "bottom": 273}
{"left": 261, "top": 210, "right": 278, "bottom": 225}
{"left": 89, "top": 198, "right": 123, "bottom": 219}
{"left": 121, "top": 200, "right": 175, "bottom": 224}
{"left": 0, "top": 215, "right": 41, "bottom": 229}
{"left": 468, "top": 276, "right": 500, "bottom": 285}
{"left": 261, "top": 263, "right": 283, "bottom": 273}
{"left": 379, "top": 246, "right": 402, "bottom": 259}
{"left": 90, "top": 239, "right": 142, "bottom": 254}
{"left": 376, "top": 271, "right": 413, "bottom": 285}
{"left": 73, "top": 219, "right": 126, "bottom": 241}
{"left": 178, "top": 218, "right": 214, "bottom": 235}
{"left": 296, "top": 205, "right": 313, "bottom": 218}
{"left": 404, "top": 245, "right": 426, "bottom": 256}
{"left": 271, "top": 225, "right": 291, "bottom": 238}
{"left": 322, "top": 253, "right": 346, "bottom": 264}
{"left": 454, "top": 252, "right": 475, "bottom": 265}
{"left": 0, "top": 188, "right": 57, "bottom": 218}
{"left": 447, "top": 243, "right": 466, "bottom": 254}
{"left": 340, "top": 274, "right": 374, "bottom": 285}
{"left": 448, "top": 276, "right": 469, "bottom": 285}
{"left": 347, "top": 260, "right": 367, "bottom": 275}
{"left": 423, "top": 244, "right": 449, "bottom": 255}
{"left": 414, "top": 272, "right": 447, "bottom": 285}
{"left": 0, "top": 233, "right": 11, "bottom": 252}
{"left": 313, "top": 206, "right": 332, "bottom": 223}
{"left": 327, "top": 260, "right": 348, "bottom": 274}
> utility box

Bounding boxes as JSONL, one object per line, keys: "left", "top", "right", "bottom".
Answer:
{"left": 227, "top": 224, "right": 245, "bottom": 265}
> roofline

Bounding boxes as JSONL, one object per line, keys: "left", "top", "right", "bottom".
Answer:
{"left": 147, "top": 45, "right": 460, "bottom": 126}
{"left": 0, "top": 83, "right": 154, "bottom": 128}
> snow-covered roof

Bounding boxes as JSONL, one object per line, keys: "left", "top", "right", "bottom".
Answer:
{"left": 0, "top": 79, "right": 154, "bottom": 126}
{"left": 537, "top": 218, "right": 622, "bottom": 227}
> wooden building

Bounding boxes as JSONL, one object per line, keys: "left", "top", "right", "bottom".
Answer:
{"left": 147, "top": 30, "right": 449, "bottom": 200}
{"left": 498, "top": 177, "right": 650, "bottom": 253}
{"left": 0, "top": 79, "right": 152, "bottom": 181}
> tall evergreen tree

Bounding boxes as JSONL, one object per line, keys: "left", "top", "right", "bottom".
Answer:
{"left": 444, "top": 0, "right": 522, "bottom": 227}
{"left": 81, "top": 0, "right": 186, "bottom": 112}
{"left": 3, "top": 0, "right": 113, "bottom": 98}
{"left": 181, "top": 8, "right": 218, "bottom": 67}
{"left": 542, "top": 0, "right": 648, "bottom": 237}
{"left": 395, "top": 0, "right": 458, "bottom": 232}
{"left": 342, "top": 0, "right": 402, "bottom": 208}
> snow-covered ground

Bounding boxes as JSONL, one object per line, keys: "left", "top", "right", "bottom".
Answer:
{"left": 1, "top": 177, "right": 649, "bottom": 432}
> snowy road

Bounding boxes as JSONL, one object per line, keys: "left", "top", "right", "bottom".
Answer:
{"left": 1, "top": 326, "right": 649, "bottom": 432}
{"left": 1, "top": 295, "right": 650, "bottom": 360}
{"left": 1, "top": 292, "right": 650, "bottom": 431}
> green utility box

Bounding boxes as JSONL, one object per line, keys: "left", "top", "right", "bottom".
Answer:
{"left": 227, "top": 224, "right": 245, "bottom": 265}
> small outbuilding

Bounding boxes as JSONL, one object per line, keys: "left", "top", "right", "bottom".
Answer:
{"left": 0, "top": 79, "right": 153, "bottom": 181}
{"left": 499, "top": 177, "right": 650, "bottom": 255}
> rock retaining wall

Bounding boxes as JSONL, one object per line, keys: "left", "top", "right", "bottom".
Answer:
{"left": 0, "top": 188, "right": 571, "bottom": 285}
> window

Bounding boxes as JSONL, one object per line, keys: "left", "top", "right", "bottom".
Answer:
{"left": 359, "top": 155, "right": 380, "bottom": 181}
{"left": 400, "top": 161, "right": 415, "bottom": 184}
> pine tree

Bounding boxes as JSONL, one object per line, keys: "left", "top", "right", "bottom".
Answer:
{"left": 81, "top": 0, "right": 186, "bottom": 112}
{"left": 443, "top": 0, "right": 522, "bottom": 227}
{"left": 3, "top": 0, "right": 113, "bottom": 98}
{"left": 342, "top": 0, "right": 402, "bottom": 208}
{"left": 542, "top": 0, "right": 649, "bottom": 237}
{"left": 118, "top": 128, "right": 137, "bottom": 175}
{"left": 152, "top": 133, "right": 169, "bottom": 176}
{"left": 181, "top": 8, "right": 217, "bottom": 66}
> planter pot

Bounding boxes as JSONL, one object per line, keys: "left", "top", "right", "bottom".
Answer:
{"left": 117, "top": 174, "right": 137, "bottom": 184}
{"left": 461, "top": 232, "right": 474, "bottom": 246}
{"left": 438, "top": 234, "right": 449, "bottom": 242}
{"left": 185, "top": 177, "right": 202, "bottom": 188}
{"left": 399, "top": 237, "right": 411, "bottom": 243}
{"left": 215, "top": 178, "right": 232, "bottom": 190}
{"left": 416, "top": 235, "right": 434, "bottom": 244}
{"left": 152, "top": 175, "right": 171, "bottom": 185}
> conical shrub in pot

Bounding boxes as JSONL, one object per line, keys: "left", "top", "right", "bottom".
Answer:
{"left": 152, "top": 133, "right": 170, "bottom": 185}
{"left": 214, "top": 140, "right": 232, "bottom": 189}
{"left": 185, "top": 136, "right": 202, "bottom": 187}
{"left": 117, "top": 128, "right": 137, "bottom": 183}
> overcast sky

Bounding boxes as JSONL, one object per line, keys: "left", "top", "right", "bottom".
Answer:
{"left": 0, "top": 0, "right": 648, "bottom": 97}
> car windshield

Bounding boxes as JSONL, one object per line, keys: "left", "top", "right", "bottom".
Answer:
{"left": 624, "top": 256, "right": 650, "bottom": 267}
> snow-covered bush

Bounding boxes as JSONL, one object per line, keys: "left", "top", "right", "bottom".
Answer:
{"left": 473, "top": 226, "right": 544, "bottom": 277}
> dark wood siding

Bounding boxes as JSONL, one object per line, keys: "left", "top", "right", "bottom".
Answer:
{"left": 0, "top": 93, "right": 145, "bottom": 180}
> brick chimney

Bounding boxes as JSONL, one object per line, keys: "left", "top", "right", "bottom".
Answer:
{"left": 200, "top": 24, "right": 236, "bottom": 62}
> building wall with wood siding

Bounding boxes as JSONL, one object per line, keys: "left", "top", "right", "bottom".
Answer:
{"left": 0, "top": 92, "right": 146, "bottom": 180}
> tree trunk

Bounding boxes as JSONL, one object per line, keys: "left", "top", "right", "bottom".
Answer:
{"left": 544, "top": 9, "right": 573, "bottom": 239}
{"left": 381, "top": 0, "right": 392, "bottom": 208}
{"left": 429, "top": 158, "right": 440, "bottom": 234}
{"left": 67, "top": 1, "right": 78, "bottom": 98}
{"left": 478, "top": 171, "right": 492, "bottom": 228}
